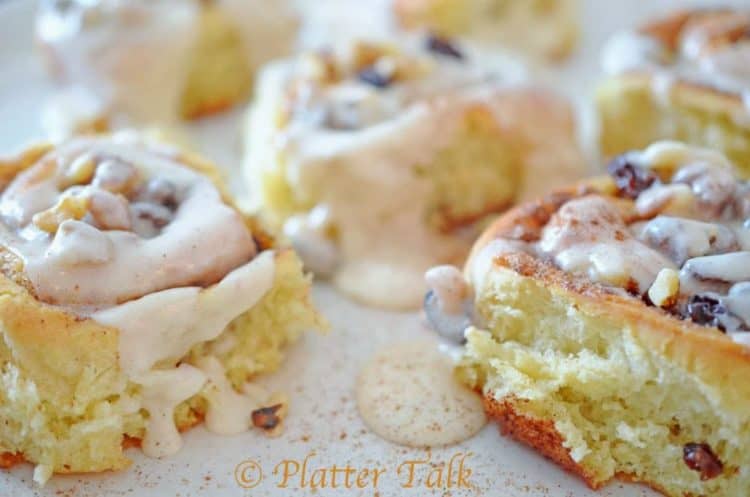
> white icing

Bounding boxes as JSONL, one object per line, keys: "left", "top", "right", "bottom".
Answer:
{"left": 246, "top": 39, "right": 581, "bottom": 309}
{"left": 424, "top": 265, "right": 469, "bottom": 314}
{"left": 681, "top": 252, "right": 750, "bottom": 288}
{"left": 135, "top": 364, "right": 207, "bottom": 458}
{"left": 638, "top": 216, "right": 738, "bottom": 266}
{"left": 194, "top": 355, "right": 266, "bottom": 435}
{"left": 356, "top": 341, "right": 486, "bottom": 447}
{"left": 282, "top": 205, "right": 339, "bottom": 277}
{"left": 46, "top": 219, "right": 113, "bottom": 265}
{"left": 725, "top": 282, "right": 750, "bottom": 326}
{"left": 93, "top": 250, "right": 275, "bottom": 376}
{"left": 540, "top": 196, "right": 675, "bottom": 292}
{"left": 0, "top": 135, "right": 256, "bottom": 306}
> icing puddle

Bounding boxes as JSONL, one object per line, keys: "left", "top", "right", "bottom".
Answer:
{"left": 356, "top": 340, "right": 486, "bottom": 448}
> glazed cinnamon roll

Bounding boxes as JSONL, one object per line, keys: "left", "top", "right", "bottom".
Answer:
{"left": 0, "top": 132, "right": 324, "bottom": 484}
{"left": 425, "top": 141, "right": 750, "bottom": 497}
{"left": 393, "top": 0, "right": 579, "bottom": 60}
{"left": 244, "top": 36, "right": 583, "bottom": 310}
{"left": 35, "top": 0, "right": 298, "bottom": 127}
{"left": 598, "top": 9, "right": 750, "bottom": 173}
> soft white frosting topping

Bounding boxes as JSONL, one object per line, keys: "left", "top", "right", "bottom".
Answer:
{"left": 247, "top": 37, "right": 581, "bottom": 309}
{"left": 0, "top": 134, "right": 255, "bottom": 306}
{"left": 425, "top": 265, "right": 469, "bottom": 315}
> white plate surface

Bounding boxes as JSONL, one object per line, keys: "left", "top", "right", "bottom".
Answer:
{"left": 0, "top": 1, "right": 744, "bottom": 496}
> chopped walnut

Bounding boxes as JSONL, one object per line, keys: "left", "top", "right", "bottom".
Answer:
{"left": 89, "top": 189, "right": 132, "bottom": 231}
{"left": 647, "top": 268, "right": 680, "bottom": 308}
{"left": 59, "top": 153, "right": 96, "bottom": 189}
{"left": 91, "top": 158, "right": 138, "bottom": 194}
{"left": 32, "top": 193, "right": 90, "bottom": 233}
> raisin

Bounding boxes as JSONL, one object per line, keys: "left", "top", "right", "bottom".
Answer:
{"left": 357, "top": 67, "right": 392, "bottom": 88}
{"left": 685, "top": 295, "right": 727, "bottom": 331}
{"left": 425, "top": 33, "right": 464, "bottom": 60}
{"left": 606, "top": 154, "right": 657, "bottom": 199}
{"left": 251, "top": 404, "right": 283, "bottom": 430}
{"left": 683, "top": 442, "right": 723, "bottom": 481}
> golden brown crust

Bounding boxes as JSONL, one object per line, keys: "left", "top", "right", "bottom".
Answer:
{"left": 0, "top": 452, "right": 25, "bottom": 469}
{"left": 483, "top": 393, "right": 602, "bottom": 489}
{"left": 483, "top": 393, "right": 682, "bottom": 496}
{"left": 180, "top": 97, "right": 237, "bottom": 121}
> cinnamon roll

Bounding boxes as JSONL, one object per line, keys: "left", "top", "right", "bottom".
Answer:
{"left": 35, "top": 0, "right": 299, "bottom": 125}
{"left": 425, "top": 141, "right": 750, "bottom": 497}
{"left": 598, "top": 9, "right": 750, "bottom": 173}
{"left": 393, "top": 0, "right": 579, "bottom": 60}
{"left": 0, "top": 132, "right": 325, "bottom": 484}
{"left": 244, "top": 36, "right": 583, "bottom": 310}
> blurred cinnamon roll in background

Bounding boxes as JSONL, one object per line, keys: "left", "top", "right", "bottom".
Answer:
{"left": 393, "top": 0, "right": 579, "bottom": 60}
{"left": 35, "top": 0, "right": 299, "bottom": 129}
{"left": 243, "top": 35, "right": 583, "bottom": 310}
{"left": 598, "top": 9, "right": 750, "bottom": 173}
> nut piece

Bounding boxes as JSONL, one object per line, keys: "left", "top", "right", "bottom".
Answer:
{"left": 89, "top": 189, "right": 132, "bottom": 231}
{"left": 59, "top": 154, "right": 96, "bottom": 189}
{"left": 635, "top": 183, "right": 696, "bottom": 218}
{"left": 647, "top": 268, "right": 680, "bottom": 308}
{"left": 32, "top": 194, "right": 90, "bottom": 233}
{"left": 91, "top": 158, "right": 138, "bottom": 194}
